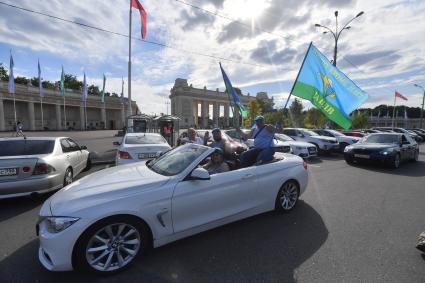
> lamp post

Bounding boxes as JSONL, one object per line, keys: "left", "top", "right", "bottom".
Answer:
{"left": 315, "top": 11, "right": 364, "bottom": 66}
{"left": 414, "top": 84, "right": 425, "bottom": 129}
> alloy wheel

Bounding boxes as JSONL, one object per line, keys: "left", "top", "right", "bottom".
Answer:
{"left": 394, "top": 154, "right": 400, "bottom": 168}
{"left": 279, "top": 181, "right": 299, "bottom": 211}
{"left": 64, "top": 169, "right": 73, "bottom": 186}
{"left": 85, "top": 223, "right": 141, "bottom": 272}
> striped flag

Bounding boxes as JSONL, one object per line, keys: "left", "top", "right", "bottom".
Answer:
{"left": 101, "top": 74, "right": 106, "bottom": 103}
{"left": 131, "top": 0, "right": 147, "bottom": 39}
{"left": 8, "top": 52, "right": 14, "bottom": 94}
{"left": 219, "top": 63, "right": 248, "bottom": 118}
{"left": 120, "top": 77, "right": 124, "bottom": 105}
{"left": 38, "top": 59, "right": 44, "bottom": 97}
{"left": 82, "top": 72, "right": 88, "bottom": 101}
{"left": 395, "top": 91, "right": 407, "bottom": 101}
{"left": 60, "top": 66, "right": 65, "bottom": 96}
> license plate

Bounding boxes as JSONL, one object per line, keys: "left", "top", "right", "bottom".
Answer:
{"left": 138, "top": 153, "right": 156, "bottom": 159}
{"left": 0, "top": 167, "right": 18, "bottom": 176}
{"left": 354, "top": 154, "right": 370, "bottom": 159}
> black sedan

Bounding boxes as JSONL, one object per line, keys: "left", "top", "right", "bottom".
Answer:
{"left": 343, "top": 133, "right": 419, "bottom": 168}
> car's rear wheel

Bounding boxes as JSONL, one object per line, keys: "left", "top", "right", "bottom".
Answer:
{"left": 74, "top": 216, "right": 150, "bottom": 274}
{"left": 275, "top": 180, "right": 299, "bottom": 212}
{"left": 345, "top": 155, "right": 354, "bottom": 164}
{"left": 392, "top": 153, "right": 401, "bottom": 169}
{"left": 63, "top": 168, "right": 73, "bottom": 187}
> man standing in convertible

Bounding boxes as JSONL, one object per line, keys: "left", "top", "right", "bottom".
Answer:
{"left": 240, "top": 115, "right": 276, "bottom": 166}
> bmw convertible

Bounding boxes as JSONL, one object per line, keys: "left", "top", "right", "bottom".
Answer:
{"left": 37, "top": 143, "right": 308, "bottom": 273}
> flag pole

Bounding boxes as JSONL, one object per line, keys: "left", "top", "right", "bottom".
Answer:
{"left": 392, "top": 91, "right": 396, "bottom": 129}
{"left": 13, "top": 95, "right": 17, "bottom": 127}
{"left": 127, "top": 0, "right": 133, "bottom": 130}
{"left": 84, "top": 99, "right": 87, "bottom": 130}
{"left": 41, "top": 96, "right": 44, "bottom": 130}
{"left": 63, "top": 96, "right": 66, "bottom": 130}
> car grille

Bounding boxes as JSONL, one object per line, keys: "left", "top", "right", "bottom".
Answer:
{"left": 308, "top": 147, "right": 317, "bottom": 154}
{"left": 353, "top": 148, "right": 373, "bottom": 155}
{"left": 275, "top": 146, "right": 291, "bottom": 153}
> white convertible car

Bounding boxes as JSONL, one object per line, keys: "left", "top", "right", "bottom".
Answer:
{"left": 37, "top": 144, "right": 308, "bottom": 273}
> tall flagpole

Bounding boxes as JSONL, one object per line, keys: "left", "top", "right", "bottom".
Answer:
{"left": 391, "top": 91, "right": 396, "bottom": 129}
{"left": 41, "top": 97, "right": 44, "bottom": 130}
{"left": 63, "top": 96, "right": 66, "bottom": 130}
{"left": 128, "top": 0, "right": 133, "bottom": 130}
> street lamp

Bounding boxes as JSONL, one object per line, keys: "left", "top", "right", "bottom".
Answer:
{"left": 414, "top": 84, "right": 425, "bottom": 129}
{"left": 315, "top": 11, "right": 364, "bottom": 66}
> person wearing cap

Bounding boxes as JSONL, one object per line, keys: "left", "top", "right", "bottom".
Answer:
{"left": 203, "top": 147, "right": 230, "bottom": 175}
{"left": 240, "top": 115, "right": 276, "bottom": 166}
{"left": 206, "top": 128, "right": 229, "bottom": 152}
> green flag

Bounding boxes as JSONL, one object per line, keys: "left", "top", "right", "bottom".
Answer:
{"left": 60, "top": 66, "right": 65, "bottom": 96}
{"left": 101, "top": 74, "right": 106, "bottom": 103}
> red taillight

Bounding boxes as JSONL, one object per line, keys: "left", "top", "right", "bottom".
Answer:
{"left": 22, "top": 166, "right": 31, "bottom": 173}
{"left": 119, "top": 151, "right": 132, "bottom": 159}
{"left": 303, "top": 161, "right": 308, "bottom": 170}
{"left": 32, "top": 162, "right": 55, "bottom": 175}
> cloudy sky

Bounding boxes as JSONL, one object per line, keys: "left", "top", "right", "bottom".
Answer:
{"left": 1, "top": 0, "right": 424, "bottom": 115}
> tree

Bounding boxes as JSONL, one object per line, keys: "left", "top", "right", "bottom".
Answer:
{"left": 244, "top": 99, "right": 262, "bottom": 127}
{"left": 88, "top": 85, "right": 100, "bottom": 96}
{"left": 0, "top": 63, "right": 7, "bottom": 81}
{"left": 60, "top": 74, "right": 82, "bottom": 90}
{"left": 288, "top": 98, "right": 304, "bottom": 127}
{"left": 42, "top": 80, "right": 56, "bottom": 90}
{"left": 351, "top": 113, "right": 369, "bottom": 129}
{"left": 304, "top": 108, "right": 327, "bottom": 128}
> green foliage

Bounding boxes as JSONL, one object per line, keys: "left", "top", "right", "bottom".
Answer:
{"left": 62, "top": 74, "right": 82, "bottom": 90}
{"left": 0, "top": 63, "right": 7, "bottom": 81}
{"left": 351, "top": 113, "right": 369, "bottom": 129}
{"left": 244, "top": 99, "right": 262, "bottom": 127}
{"left": 42, "top": 80, "right": 56, "bottom": 90}
{"left": 304, "top": 108, "right": 327, "bottom": 128}
{"left": 288, "top": 98, "right": 304, "bottom": 127}
{"left": 14, "top": 76, "right": 30, "bottom": 85}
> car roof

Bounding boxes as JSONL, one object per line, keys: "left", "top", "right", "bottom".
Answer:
{"left": 0, "top": 136, "right": 61, "bottom": 141}
{"left": 124, "top": 132, "right": 162, "bottom": 137}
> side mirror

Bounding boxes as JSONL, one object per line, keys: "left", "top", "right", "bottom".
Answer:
{"left": 189, "top": 168, "right": 210, "bottom": 180}
{"left": 80, "top": 145, "right": 87, "bottom": 150}
{"left": 113, "top": 141, "right": 121, "bottom": 146}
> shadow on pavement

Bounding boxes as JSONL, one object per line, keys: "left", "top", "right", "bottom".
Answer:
{"left": 0, "top": 201, "right": 328, "bottom": 283}
{"left": 0, "top": 194, "right": 51, "bottom": 223}
{"left": 348, "top": 160, "right": 425, "bottom": 177}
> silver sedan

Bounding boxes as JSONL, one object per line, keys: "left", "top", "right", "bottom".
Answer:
{"left": 0, "top": 137, "right": 90, "bottom": 199}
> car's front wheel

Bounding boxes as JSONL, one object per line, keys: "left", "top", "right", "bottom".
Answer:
{"left": 275, "top": 180, "right": 299, "bottom": 212}
{"left": 74, "top": 216, "right": 150, "bottom": 274}
{"left": 392, "top": 153, "right": 401, "bottom": 169}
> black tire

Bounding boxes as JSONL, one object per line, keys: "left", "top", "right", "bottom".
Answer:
{"left": 344, "top": 155, "right": 354, "bottom": 164}
{"left": 340, "top": 142, "right": 349, "bottom": 153}
{"left": 392, "top": 153, "right": 401, "bottom": 169}
{"left": 63, "top": 167, "right": 73, "bottom": 187}
{"left": 275, "top": 180, "right": 300, "bottom": 212}
{"left": 83, "top": 157, "right": 92, "bottom": 172}
{"left": 73, "top": 215, "right": 151, "bottom": 274}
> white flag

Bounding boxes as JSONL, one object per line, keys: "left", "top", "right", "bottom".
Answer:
{"left": 82, "top": 72, "right": 88, "bottom": 101}
{"left": 8, "top": 52, "right": 14, "bottom": 94}
{"left": 38, "top": 59, "right": 44, "bottom": 97}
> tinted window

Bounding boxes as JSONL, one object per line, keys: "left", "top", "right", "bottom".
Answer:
{"left": 60, "top": 139, "right": 71, "bottom": 152}
{"left": 362, "top": 134, "right": 400, "bottom": 144}
{"left": 301, "top": 129, "right": 319, "bottom": 136}
{"left": 275, "top": 134, "right": 294, "bottom": 141}
{"left": 283, "top": 129, "right": 296, "bottom": 136}
{"left": 0, "top": 140, "right": 55, "bottom": 156}
{"left": 67, "top": 139, "right": 80, "bottom": 151}
{"left": 125, "top": 135, "right": 167, "bottom": 144}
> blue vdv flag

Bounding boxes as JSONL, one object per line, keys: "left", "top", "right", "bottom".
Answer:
{"left": 82, "top": 72, "right": 88, "bottom": 101}
{"left": 38, "top": 59, "right": 44, "bottom": 97}
{"left": 219, "top": 63, "right": 248, "bottom": 118}
{"left": 292, "top": 42, "right": 369, "bottom": 129}
{"left": 8, "top": 52, "right": 15, "bottom": 94}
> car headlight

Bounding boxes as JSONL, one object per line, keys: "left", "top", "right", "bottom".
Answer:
{"left": 379, "top": 150, "right": 393, "bottom": 155}
{"left": 43, "top": 216, "right": 79, "bottom": 233}
{"left": 344, "top": 146, "right": 352, "bottom": 152}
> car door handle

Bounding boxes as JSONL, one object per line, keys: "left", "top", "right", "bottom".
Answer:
{"left": 66, "top": 155, "right": 70, "bottom": 159}
{"left": 242, "top": 174, "right": 254, "bottom": 179}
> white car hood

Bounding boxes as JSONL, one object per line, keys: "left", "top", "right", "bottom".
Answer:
{"left": 49, "top": 163, "right": 169, "bottom": 215}
{"left": 310, "top": 136, "right": 337, "bottom": 143}
{"left": 246, "top": 139, "right": 287, "bottom": 147}
{"left": 283, "top": 141, "right": 315, "bottom": 147}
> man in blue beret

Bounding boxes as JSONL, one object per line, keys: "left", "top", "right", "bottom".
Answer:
{"left": 240, "top": 115, "right": 275, "bottom": 166}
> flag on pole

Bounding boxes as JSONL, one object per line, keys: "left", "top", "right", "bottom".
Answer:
{"left": 82, "top": 72, "right": 88, "bottom": 101}
{"left": 60, "top": 66, "right": 65, "bottom": 96}
{"left": 291, "top": 43, "right": 369, "bottom": 129}
{"left": 101, "top": 74, "right": 106, "bottom": 103}
{"left": 404, "top": 108, "right": 408, "bottom": 120}
{"left": 395, "top": 91, "right": 408, "bottom": 101}
{"left": 120, "top": 77, "right": 125, "bottom": 105}
{"left": 38, "top": 59, "right": 44, "bottom": 97}
{"left": 8, "top": 52, "right": 15, "bottom": 94}
{"left": 131, "top": 0, "right": 147, "bottom": 39}
{"left": 219, "top": 63, "right": 248, "bottom": 118}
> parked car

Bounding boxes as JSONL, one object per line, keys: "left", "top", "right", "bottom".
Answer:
{"left": 409, "top": 129, "right": 425, "bottom": 140}
{"left": 273, "top": 133, "right": 317, "bottom": 158}
{"left": 37, "top": 143, "right": 308, "bottom": 273}
{"left": 313, "top": 129, "right": 360, "bottom": 151}
{"left": 282, "top": 128, "right": 339, "bottom": 153}
{"left": 344, "top": 133, "right": 419, "bottom": 168}
{"left": 372, "top": 127, "right": 422, "bottom": 142}
{"left": 342, "top": 131, "right": 366, "bottom": 138}
{"left": 362, "top": 129, "right": 382, "bottom": 134}
{"left": 0, "top": 137, "right": 90, "bottom": 199}
{"left": 114, "top": 133, "right": 171, "bottom": 166}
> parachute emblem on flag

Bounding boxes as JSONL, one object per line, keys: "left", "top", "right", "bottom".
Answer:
{"left": 319, "top": 73, "right": 336, "bottom": 99}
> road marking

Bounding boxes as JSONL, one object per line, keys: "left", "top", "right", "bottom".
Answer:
{"left": 308, "top": 164, "right": 321, "bottom": 168}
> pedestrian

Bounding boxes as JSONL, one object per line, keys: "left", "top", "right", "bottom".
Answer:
{"left": 15, "top": 121, "right": 24, "bottom": 137}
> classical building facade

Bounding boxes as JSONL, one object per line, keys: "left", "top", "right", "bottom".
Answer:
{"left": 0, "top": 81, "right": 138, "bottom": 131}
{"left": 169, "top": 78, "right": 272, "bottom": 128}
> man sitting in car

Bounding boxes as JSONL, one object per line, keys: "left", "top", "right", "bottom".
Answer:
{"left": 202, "top": 147, "right": 230, "bottom": 175}
{"left": 205, "top": 128, "right": 233, "bottom": 157}
{"left": 240, "top": 115, "right": 276, "bottom": 167}
{"left": 180, "top": 128, "right": 204, "bottom": 145}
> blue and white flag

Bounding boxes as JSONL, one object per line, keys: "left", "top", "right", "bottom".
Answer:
{"left": 120, "top": 77, "right": 124, "bottom": 105}
{"left": 8, "top": 52, "right": 15, "bottom": 94}
{"left": 82, "top": 72, "right": 88, "bottom": 101}
{"left": 38, "top": 59, "right": 44, "bottom": 97}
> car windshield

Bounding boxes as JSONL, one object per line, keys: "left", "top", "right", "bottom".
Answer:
{"left": 147, "top": 143, "right": 209, "bottom": 176}
{"left": 327, "top": 130, "right": 344, "bottom": 136}
{"left": 0, "top": 140, "right": 55, "bottom": 156}
{"left": 125, "top": 135, "right": 167, "bottom": 144}
{"left": 275, "top": 134, "right": 294, "bottom": 141}
{"left": 301, "top": 129, "right": 319, "bottom": 136}
{"left": 362, "top": 134, "right": 400, "bottom": 144}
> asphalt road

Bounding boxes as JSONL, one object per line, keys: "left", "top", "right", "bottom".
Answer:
{"left": 0, "top": 137, "right": 424, "bottom": 282}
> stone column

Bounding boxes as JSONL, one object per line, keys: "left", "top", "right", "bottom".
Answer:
{"left": 202, "top": 101, "right": 209, "bottom": 128}
{"left": 27, "top": 101, "right": 36, "bottom": 131}
{"left": 224, "top": 103, "right": 230, "bottom": 128}
{"left": 0, "top": 99, "right": 5, "bottom": 131}
{"left": 192, "top": 100, "right": 198, "bottom": 128}
{"left": 55, "top": 104, "right": 62, "bottom": 130}
{"left": 213, "top": 101, "right": 219, "bottom": 128}
{"left": 101, "top": 107, "right": 106, "bottom": 130}
{"left": 80, "top": 105, "right": 85, "bottom": 130}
